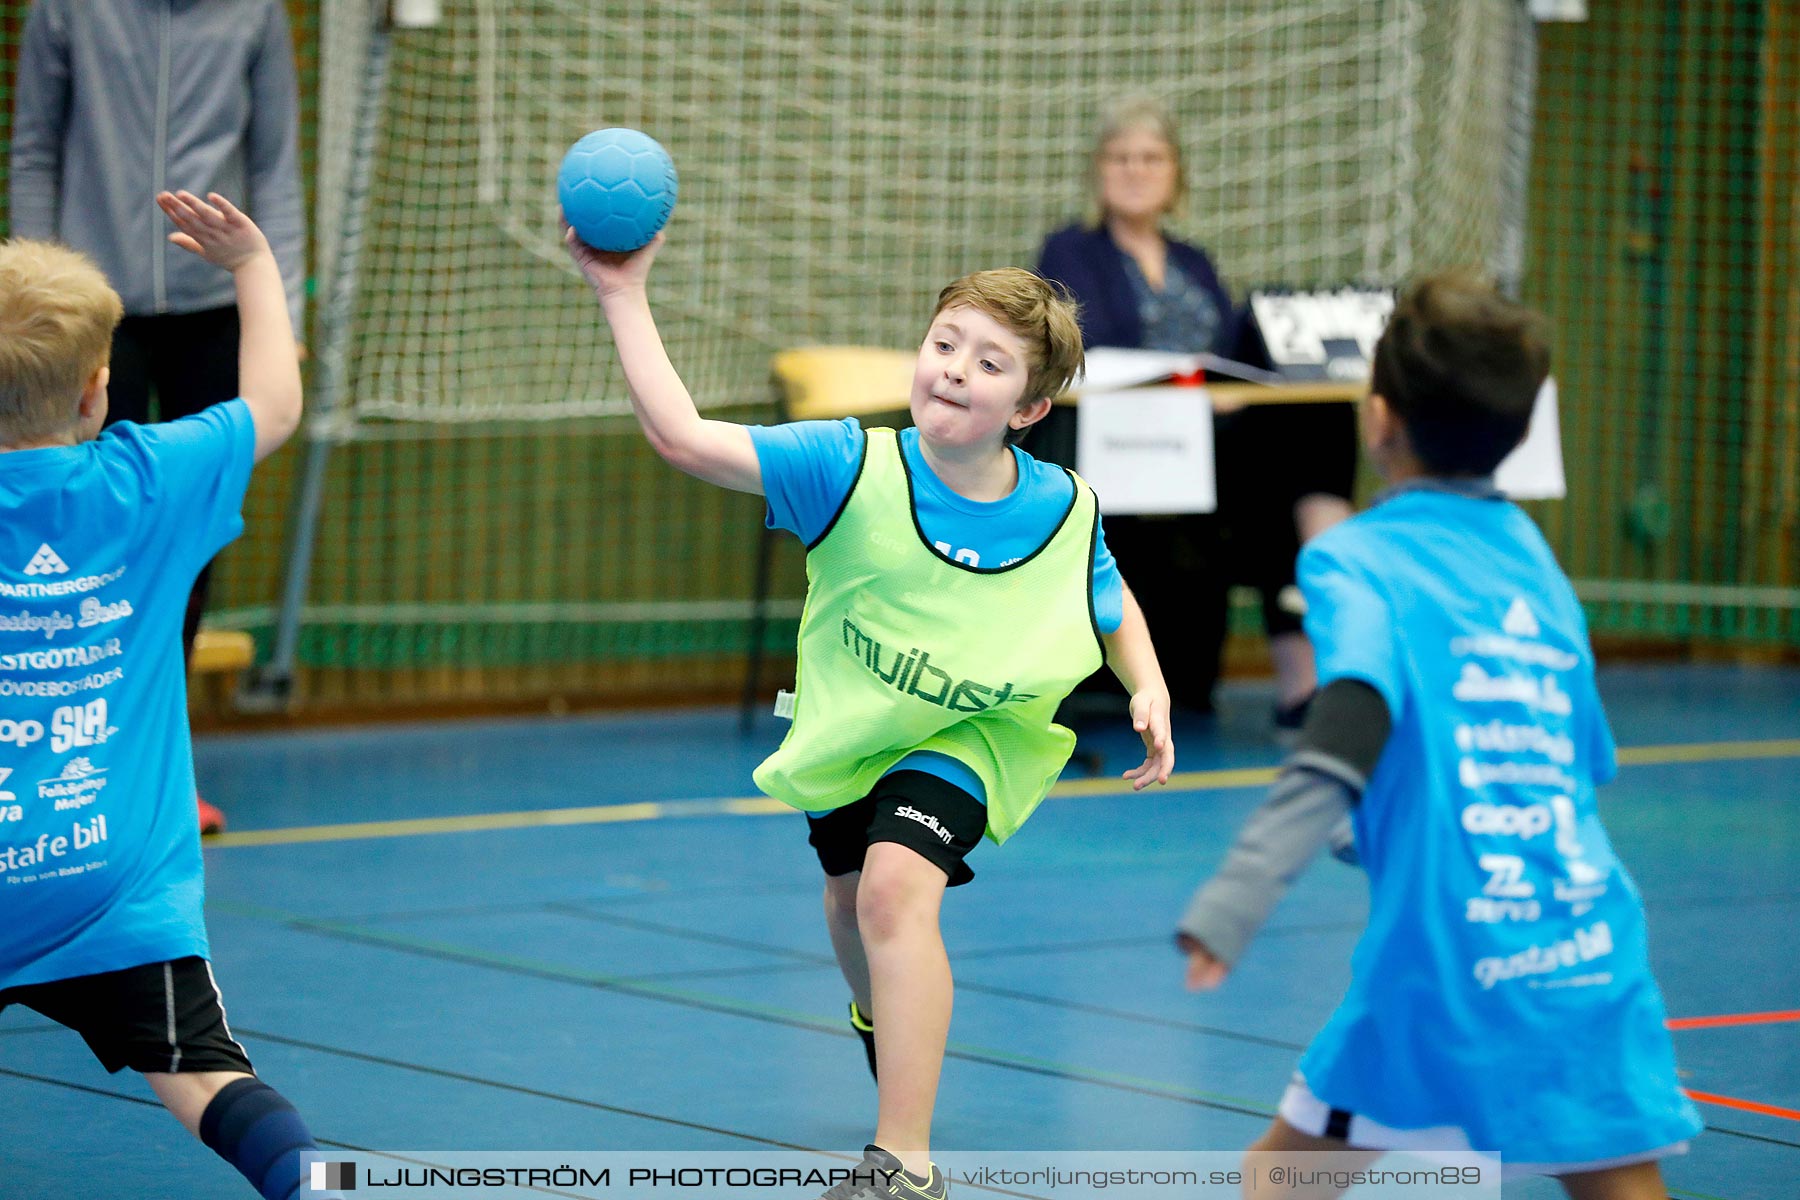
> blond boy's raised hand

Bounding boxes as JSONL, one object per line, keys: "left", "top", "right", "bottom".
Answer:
{"left": 157, "top": 190, "right": 270, "bottom": 271}
{"left": 155, "top": 190, "right": 300, "bottom": 462}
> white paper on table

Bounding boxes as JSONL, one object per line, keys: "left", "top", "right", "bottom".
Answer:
{"left": 1076, "top": 347, "right": 1204, "bottom": 395}
{"left": 1493, "top": 377, "right": 1567, "bottom": 500}
{"left": 1075, "top": 346, "right": 1287, "bottom": 395}
{"left": 1075, "top": 387, "right": 1216, "bottom": 515}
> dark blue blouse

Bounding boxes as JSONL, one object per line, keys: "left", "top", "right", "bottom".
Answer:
{"left": 1037, "top": 222, "right": 1245, "bottom": 356}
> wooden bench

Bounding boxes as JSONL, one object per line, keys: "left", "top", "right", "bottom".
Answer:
{"left": 188, "top": 629, "right": 256, "bottom": 722}
{"left": 190, "top": 628, "right": 255, "bottom": 675}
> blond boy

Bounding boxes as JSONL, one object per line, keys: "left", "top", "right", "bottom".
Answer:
{"left": 0, "top": 194, "right": 329, "bottom": 1200}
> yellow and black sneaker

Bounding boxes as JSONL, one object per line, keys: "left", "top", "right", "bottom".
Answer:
{"left": 849, "top": 1000, "right": 877, "bottom": 1080}
{"left": 819, "top": 1145, "right": 949, "bottom": 1200}
{"left": 886, "top": 1160, "right": 948, "bottom": 1200}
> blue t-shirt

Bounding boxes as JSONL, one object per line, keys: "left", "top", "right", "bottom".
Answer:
{"left": 0, "top": 401, "right": 255, "bottom": 990}
{"left": 1294, "top": 484, "right": 1702, "bottom": 1163}
{"left": 751, "top": 419, "right": 1123, "bottom": 801}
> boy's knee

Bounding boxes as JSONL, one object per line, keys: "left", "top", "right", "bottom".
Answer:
{"left": 854, "top": 851, "right": 943, "bottom": 941}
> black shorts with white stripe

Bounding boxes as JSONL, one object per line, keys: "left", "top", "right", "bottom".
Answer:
{"left": 0, "top": 956, "right": 254, "bottom": 1075}
{"left": 806, "top": 770, "right": 988, "bottom": 887}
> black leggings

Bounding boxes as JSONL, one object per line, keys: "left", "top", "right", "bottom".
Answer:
{"left": 105, "top": 307, "right": 241, "bottom": 658}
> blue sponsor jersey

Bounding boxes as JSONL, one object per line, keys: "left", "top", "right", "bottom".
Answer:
{"left": 0, "top": 402, "right": 254, "bottom": 989}
{"left": 1294, "top": 482, "right": 1702, "bottom": 1163}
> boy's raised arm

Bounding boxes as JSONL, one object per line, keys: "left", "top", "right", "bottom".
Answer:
{"left": 157, "top": 190, "right": 300, "bottom": 462}
{"left": 1103, "top": 584, "right": 1174, "bottom": 789}
{"left": 566, "top": 230, "right": 763, "bottom": 495}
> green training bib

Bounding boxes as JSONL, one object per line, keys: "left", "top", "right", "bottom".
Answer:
{"left": 754, "top": 428, "right": 1105, "bottom": 843}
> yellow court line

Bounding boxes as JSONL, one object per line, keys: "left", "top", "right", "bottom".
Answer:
{"left": 1615, "top": 738, "right": 1800, "bottom": 766}
{"left": 211, "top": 802, "right": 664, "bottom": 847}
{"left": 205, "top": 737, "right": 1800, "bottom": 850}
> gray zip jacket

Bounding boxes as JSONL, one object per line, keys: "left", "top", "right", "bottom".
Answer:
{"left": 9, "top": 0, "right": 305, "bottom": 332}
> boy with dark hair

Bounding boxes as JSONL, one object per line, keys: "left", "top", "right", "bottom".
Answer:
{"left": 570, "top": 228, "right": 1175, "bottom": 1200}
{"left": 0, "top": 193, "right": 335, "bottom": 1200}
{"left": 1177, "top": 271, "right": 1701, "bottom": 1197}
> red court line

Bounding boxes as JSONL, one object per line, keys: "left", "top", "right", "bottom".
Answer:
{"left": 1684, "top": 1090, "right": 1800, "bottom": 1122}
{"left": 1666, "top": 1009, "right": 1800, "bottom": 1031}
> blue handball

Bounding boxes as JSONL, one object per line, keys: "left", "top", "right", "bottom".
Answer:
{"left": 557, "top": 128, "right": 678, "bottom": 253}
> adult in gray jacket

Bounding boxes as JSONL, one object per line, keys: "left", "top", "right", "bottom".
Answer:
{"left": 10, "top": 0, "right": 306, "bottom": 834}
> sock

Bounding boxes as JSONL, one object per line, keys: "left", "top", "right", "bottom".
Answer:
{"left": 198, "top": 1077, "right": 323, "bottom": 1200}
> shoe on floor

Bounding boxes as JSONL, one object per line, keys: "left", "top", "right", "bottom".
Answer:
{"left": 197, "top": 796, "right": 226, "bottom": 836}
{"left": 819, "top": 1144, "right": 948, "bottom": 1200}
{"left": 849, "top": 1000, "right": 877, "bottom": 1081}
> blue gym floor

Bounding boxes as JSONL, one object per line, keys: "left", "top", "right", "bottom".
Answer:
{"left": 2, "top": 664, "right": 1796, "bottom": 1199}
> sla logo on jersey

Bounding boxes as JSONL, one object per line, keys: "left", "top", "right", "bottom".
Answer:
{"left": 0, "top": 768, "right": 17, "bottom": 823}
{"left": 1502, "top": 597, "right": 1540, "bottom": 639}
{"left": 23, "top": 544, "right": 69, "bottom": 576}
{"left": 50, "top": 699, "right": 115, "bottom": 754}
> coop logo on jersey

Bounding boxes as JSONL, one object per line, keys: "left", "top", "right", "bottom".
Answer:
{"left": 1461, "top": 801, "right": 1553, "bottom": 839}
{"left": 22, "top": 544, "right": 68, "bottom": 576}
{"left": 1501, "top": 597, "right": 1540, "bottom": 639}
{"left": 0, "top": 719, "right": 45, "bottom": 748}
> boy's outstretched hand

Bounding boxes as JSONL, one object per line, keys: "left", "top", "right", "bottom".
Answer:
{"left": 1123, "top": 687, "right": 1174, "bottom": 790}
{"left": 157, "top": 191, "right": 270, "bottom": 271}
{"left": 1177, "top": 932, "right": 1230, "bottom": 991}
{"left": 564, "top": 224, "right": 662, "bottom": 300}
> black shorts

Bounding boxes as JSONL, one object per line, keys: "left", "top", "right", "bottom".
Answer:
{"left": 0, "top": 956, "right": 254, "bottom": 1076}
{"left": 806, "top": 770, "right": 989, "bottom": 887}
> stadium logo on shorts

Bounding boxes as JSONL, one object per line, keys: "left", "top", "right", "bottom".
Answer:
{"left": 311, "top": 1161, "right": 357, "bottom": 1190}
{"left": 23, "top": 544, "right": 68, "bottom": 576}
{"left": 895, "top": 804, "right": 955, "bottom": 844}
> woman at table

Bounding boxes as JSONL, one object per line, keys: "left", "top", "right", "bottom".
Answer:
{"left": 1038, "top": 97, "right": 1354, "bottom": 727}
